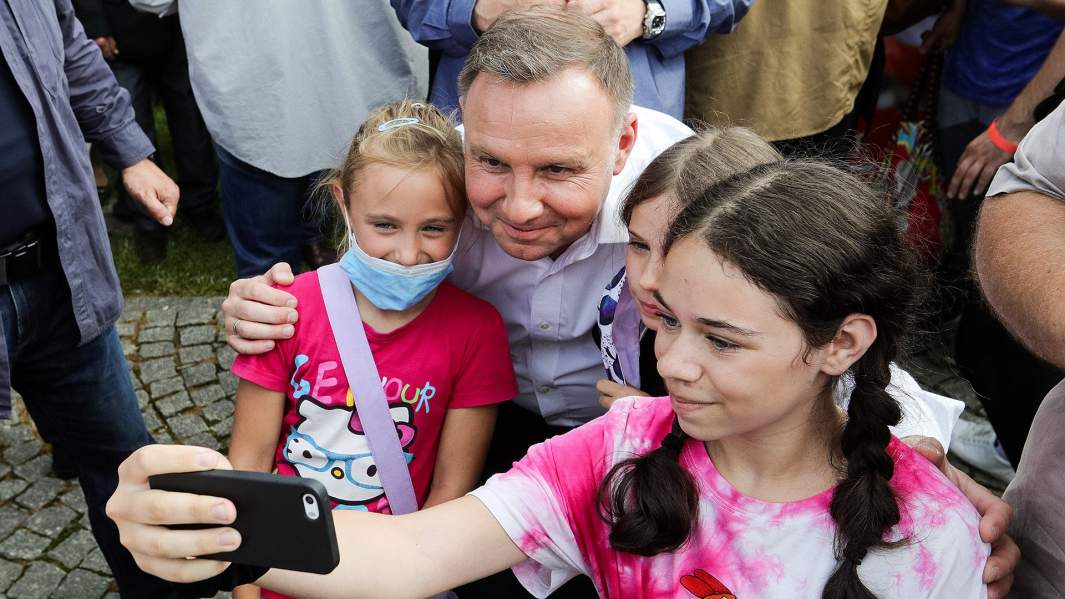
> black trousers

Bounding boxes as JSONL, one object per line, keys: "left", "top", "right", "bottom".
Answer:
{"left": 110, "top": 29, "right": 218, "bottom": 232}
{"left": 456, "top": 401, "right": 599, "bottom": 598}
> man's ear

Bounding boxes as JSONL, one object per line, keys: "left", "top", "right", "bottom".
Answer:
{"left": 820, "top": 313, "right": 877, "bottom": 376}
{"left": 613, "top": 112, "right": 639, "bottom": 176}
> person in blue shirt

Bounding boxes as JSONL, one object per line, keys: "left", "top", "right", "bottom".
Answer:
{"left": 391, "top": 0, "right": 751, "bottom": 119}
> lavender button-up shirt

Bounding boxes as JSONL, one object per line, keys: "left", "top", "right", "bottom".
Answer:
{"left": 0, "top": 0, "right": 153, "bottom": 417}
{"left": 451, "top": 105, "right": 691, "bottom": 427}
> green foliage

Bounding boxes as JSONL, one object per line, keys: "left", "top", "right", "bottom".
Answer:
{"left": 109, "top": 220, "right": 235, "bottom": 296}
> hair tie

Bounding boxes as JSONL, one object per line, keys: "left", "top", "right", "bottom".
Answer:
{"left": 661, "top": 418, "right": 686, "bottom": 452}
{"left": 661, "top": 431, "right": 685, "bottom": 452}
{"left": 843, "top": 548, "right": 865, "bottom": 567}
{"left": 377, "top": 117, "right": 420, "bottom": 132}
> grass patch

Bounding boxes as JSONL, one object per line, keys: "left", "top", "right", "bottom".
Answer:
{"left": 106, "top": 104, "right": 234, "bottom": 296}
{"left": 109, "top": 218, "right": 235, "bottom": 297}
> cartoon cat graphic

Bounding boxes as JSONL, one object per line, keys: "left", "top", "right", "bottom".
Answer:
{"left": 283, "top": 396, "right": 416, "bottom": 508}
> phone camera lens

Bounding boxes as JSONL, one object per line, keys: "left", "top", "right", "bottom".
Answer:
{"left": 302, "top": 493, "right": 320, "bottom": 520}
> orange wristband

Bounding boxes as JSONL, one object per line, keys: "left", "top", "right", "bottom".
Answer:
{"left": 988, "top": 120, "right": 1019, "bottom": 155}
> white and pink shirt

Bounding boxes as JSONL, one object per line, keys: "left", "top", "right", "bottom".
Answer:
{"left": 471, "top": 396, "right": 988, "bottom": 598}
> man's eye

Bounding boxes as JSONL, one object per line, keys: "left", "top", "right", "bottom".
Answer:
{"left": 627, "top": 241, "right": 649, "bottom": 253}
{"left": 423, "top": 225, "right": 446, "bottom": 233}
{"left": 481, "top": 157, "right": 501, "bottom": 168}
{"left": 546, "top": 165, "right": 570, "bottom": 175}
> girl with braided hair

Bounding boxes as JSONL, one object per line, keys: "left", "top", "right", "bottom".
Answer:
{"left": 595, "top": 160, "right": 988, "bottom": 597}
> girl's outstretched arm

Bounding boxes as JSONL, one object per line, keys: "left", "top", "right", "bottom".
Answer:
{"left": 106, "top": 445, "right": 526, "bottom": 598}
{"left": 259, "top": 495, "right": 525, "bottom": 598}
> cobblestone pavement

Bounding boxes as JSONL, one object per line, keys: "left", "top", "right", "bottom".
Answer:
{"left": 0, "top": 297, "right": 999, "bottom": 597}
{"left": 0, "top": 297, "right": 233, "bottom": 598}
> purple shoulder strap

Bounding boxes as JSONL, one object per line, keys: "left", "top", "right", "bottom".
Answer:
{"left": 613, "top": 284, "right": 642, "bottom": 388}
{"left": 317, "top": 264, "right": 418, "bottom": 515}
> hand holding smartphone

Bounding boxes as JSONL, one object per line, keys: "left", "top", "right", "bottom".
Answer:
{"left": 149, "top": 470, "right": 340, "bottom": 575}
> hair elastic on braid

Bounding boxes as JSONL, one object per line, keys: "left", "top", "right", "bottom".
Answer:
{"left": 661, "top": 421, "right": 686, "bottom": 453}
{"left": 844, "top": 547, "right": 866, "bottom": 567}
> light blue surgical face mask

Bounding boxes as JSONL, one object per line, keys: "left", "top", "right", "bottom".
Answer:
{"left": 338, "top": 231, "right": 455, "bottom": 311}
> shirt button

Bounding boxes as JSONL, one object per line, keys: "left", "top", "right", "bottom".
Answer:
{"left": 538, "top": 321, "right": 551, "bottom": 331}
{"left": 538, "top": 385, "right": 552, "bottom": 394}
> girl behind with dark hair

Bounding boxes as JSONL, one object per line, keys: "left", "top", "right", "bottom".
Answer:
{"left": 595, "top": 127, "right": 781, "bottom": 403}
{"left": 104, "top": 161, "right": 988, "bottom": 599}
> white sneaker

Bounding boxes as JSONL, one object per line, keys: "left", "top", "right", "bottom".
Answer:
{"left": 949, "top": 417, "right": 1016, "bottom": 487}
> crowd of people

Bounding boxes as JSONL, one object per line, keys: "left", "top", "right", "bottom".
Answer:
{"left": 5, "top": 0, "right": 1065, "bottom": 597}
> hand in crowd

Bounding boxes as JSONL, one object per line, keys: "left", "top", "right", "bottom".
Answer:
{"left": 121, "top": 158, "right": 179, "bottom": 226}
{"left": 105, "top": 445, "right": 241, "bottom": 583}
{"left": 567, "top": 0, "right": 646, "bottom": 47}
{"left": 223, "top": 262, "right": 298, "bottom": 355}
{"left": 596, "top": 379, "right": 649, "bottom": 410}
{"left": 472, "top": 0, "right": 566, "bottom": 33}
{"left": 903, "top": 436, "right": 1019, "bottom": 599}
{"left": 920, "top": 0, "right": 965, "bottom": 53}
{"left": 93, "top": 36, "right": 118, "bottom": 61}
{"left": 946, "top": 130, "right": 1015, "bottom": 200}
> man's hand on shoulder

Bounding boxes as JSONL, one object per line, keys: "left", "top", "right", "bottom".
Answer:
{"left": 903, "top": 436, "right": 1019, "bottom": 599}
{"left": 223, "top": 263, "right": 299, "bottom": 356}
{"left": 121, "top": 159, "right": 179, "bottom": 226}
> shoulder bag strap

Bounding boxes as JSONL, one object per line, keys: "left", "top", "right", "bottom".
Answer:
{"left": 317, "top": 264, "right": 418, "bottom": 515}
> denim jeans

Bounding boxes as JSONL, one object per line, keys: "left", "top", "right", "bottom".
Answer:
{"left": 1, "top": 254, "right": 178, "bottom": 597}
{"left": 216, "top": 146, "right": 326, "bottom": 277}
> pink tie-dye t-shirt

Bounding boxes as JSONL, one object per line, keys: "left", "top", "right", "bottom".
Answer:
{"left": 471, "top": 396, "right": 989, "bottom": 598}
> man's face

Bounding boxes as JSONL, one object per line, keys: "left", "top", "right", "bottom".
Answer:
{"left": 461, "top": 70, "right": 636, "bottom": 261}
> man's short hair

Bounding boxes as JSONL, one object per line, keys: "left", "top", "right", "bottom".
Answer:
{"left": 458, "top": 7, "right": 635, "bottom": 125}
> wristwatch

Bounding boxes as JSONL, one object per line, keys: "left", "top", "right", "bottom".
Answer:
{"left": 642, "top": 1, "right": 666, "bottom": 40}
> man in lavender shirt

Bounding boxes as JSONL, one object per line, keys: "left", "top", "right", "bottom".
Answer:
{"left": 214, "top": 9, "right": 1018, "bottom": 595}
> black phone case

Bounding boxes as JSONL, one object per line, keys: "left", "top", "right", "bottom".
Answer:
{"left": 149, "top": 470, "right": 340, "bottom": 575}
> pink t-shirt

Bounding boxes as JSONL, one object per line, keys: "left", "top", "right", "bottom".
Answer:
{"left": 471, "top": 396, "right": 989, "bottom": 598}
{"left": 232, "top": 272, "right": 518, "bottom": 514}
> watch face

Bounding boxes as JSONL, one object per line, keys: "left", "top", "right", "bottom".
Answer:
{"left": 652, "top": 15, "right": 665, "bottom": 30}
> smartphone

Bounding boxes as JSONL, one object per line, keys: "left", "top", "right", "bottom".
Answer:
{"left": 149, "top": 470, "right": 340, "bottom": 575}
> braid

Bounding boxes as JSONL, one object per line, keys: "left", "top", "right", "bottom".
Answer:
{"left": 822, "top": 347, "right": 903, "bottom": 599}
{"left": 598, "top": 416, "right": 699, "bottom": 556}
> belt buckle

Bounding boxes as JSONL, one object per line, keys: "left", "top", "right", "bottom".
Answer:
{"left": 0, "top": 239, "right": 42, "bottom": 286}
